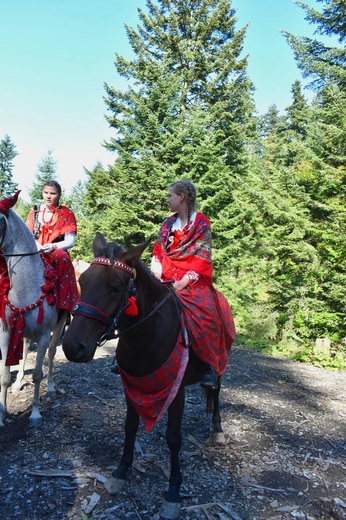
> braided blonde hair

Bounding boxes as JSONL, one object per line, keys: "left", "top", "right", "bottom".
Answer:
{"left": 170, "top": 180, "right": 197, "bottom": 222}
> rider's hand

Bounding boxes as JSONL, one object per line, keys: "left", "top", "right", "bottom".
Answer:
{"left": 41, "top": 244, "right": 56, "bottom": 254}
{"left": 173, "top": 277, "right": 189, "bottom": 292}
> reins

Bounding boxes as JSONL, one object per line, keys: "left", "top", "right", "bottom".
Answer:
{"left": 0, "top": 249, "right": 45, "bottom": 258}
{"left": 114, "top": 289, "right": 174, "bottom": 339}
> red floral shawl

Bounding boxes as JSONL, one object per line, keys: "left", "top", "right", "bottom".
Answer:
{"left": 152, "top": 212, "right": 213, "bottom": 281}
{"left": 26, "top": 205, "right": 77, "bottom": 245}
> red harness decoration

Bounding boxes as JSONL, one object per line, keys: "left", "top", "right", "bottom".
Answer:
{"left": 0, "top": 256, "right": 57, "bottom": 366}
{"left": 118, "top": 330, "right": 189, "bottom": 432}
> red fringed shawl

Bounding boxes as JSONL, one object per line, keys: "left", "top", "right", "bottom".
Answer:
{"left": 26, "top": 205, "right": 77, "bottom": 245}
{"left": 152, "top": 212, "right": 213, "bottom": 281}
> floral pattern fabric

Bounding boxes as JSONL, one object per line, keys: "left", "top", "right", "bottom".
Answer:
{"left": 152, "top": 212, "right": 236, "bottom": 375}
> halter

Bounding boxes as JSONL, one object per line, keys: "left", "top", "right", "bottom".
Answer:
{"left": 71, "top": 257, "right": 174, "bottom": 347}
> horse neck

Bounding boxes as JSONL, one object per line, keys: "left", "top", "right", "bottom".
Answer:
{"left": 121, "top": 262, "right": 180, "bottom": 355}
{"left": 5, "top": 213, "right": 45, "bottom": 303}
{"left": 135, "top": 261, "right": 169, "bottom": 309}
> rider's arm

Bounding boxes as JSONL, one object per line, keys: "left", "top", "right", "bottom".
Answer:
{"left": 150, "top": 255, "right": 162, "bottom": 279}
{"left": 55, "top": 232, "right": 76, "bottom": 250}
{"left": 40, "top": 232, "right": 76, "bottom": 253}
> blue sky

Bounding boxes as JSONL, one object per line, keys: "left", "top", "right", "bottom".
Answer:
{"left": 0, "top": 0, "right": 320, "bottom": 200}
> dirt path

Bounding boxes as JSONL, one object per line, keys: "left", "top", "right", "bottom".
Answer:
{"left": 0, "top": 343, "right": 345, "bottom": 520}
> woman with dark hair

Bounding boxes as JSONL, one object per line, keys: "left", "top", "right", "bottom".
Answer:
{"left": 151, "top": 179, "right": 236, "bottom": 388}
{"left": 26, "top": 180, "right": 79, "bottom": 312}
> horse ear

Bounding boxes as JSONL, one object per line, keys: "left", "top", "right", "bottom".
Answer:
{"left": 121, "top": 240, "right": 150, "bottom": 266}
{"left": 93, "top": 232, "right": 108, "bottom": 257}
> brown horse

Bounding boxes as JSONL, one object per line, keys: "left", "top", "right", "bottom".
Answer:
{"left": 62, "top": 232, "right": 226, "bottom": 520}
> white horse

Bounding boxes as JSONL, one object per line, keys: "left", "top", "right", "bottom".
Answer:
{"left": 0, "top": 208, "right": 67, "bottom": 427}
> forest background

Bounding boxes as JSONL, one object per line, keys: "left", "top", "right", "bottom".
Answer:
{"left": 1, "top": 0, "right": 345, "bottom": 369}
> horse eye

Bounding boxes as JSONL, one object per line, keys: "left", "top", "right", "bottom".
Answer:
{"left": 111, "top": 284, "right": 122, "bottom": 294}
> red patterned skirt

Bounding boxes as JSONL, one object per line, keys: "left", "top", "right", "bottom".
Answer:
{"left": 177, "top": 282, "right": 236, "bottom": 375}
{"left": 47, "top": 249, "right": 79, "bottom": 311}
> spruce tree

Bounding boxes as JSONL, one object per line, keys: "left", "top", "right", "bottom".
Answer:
{"left": 0, "top": 135, "right": 18, "bottom": 197}
{"left": 29, "top": 150, "right": 58, "bottom": 205}
{"left": 279, "top": 0, "right": 346, "bottom": 346}
{"left": 101, "top": 0, "right": 256, "bottom": 266}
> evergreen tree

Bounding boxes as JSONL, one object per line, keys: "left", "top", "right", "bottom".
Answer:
{"left": 285, "top": 80, "right": 310, "bottom": 138}
{"left": 29, "top": 150, "right": 58, "bottom": 205}
{"left": 0, "top": 134, "right": 18, "bottom": 197}
{"left": 274, "top": 0, "right": 346, "bottom": 347}
{"left": 282, "top": 0, "right": 346, "bottom": 89}
{"left": 64, "top": 178, "right": 92, "bottom": 260}
{"left": 101, "top": 0, "right": 255, "bottom": 269}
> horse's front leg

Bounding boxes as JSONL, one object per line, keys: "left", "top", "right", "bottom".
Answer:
{"left": 47, "top": 312, "right": 67, "bottom": 397}
{"left": 160, "top": 386, "right": 185, "bottom": 520}
{"left": 29, "top": 332, "right": 50, "bottom": 427}
{"left": 105, "top": 396, "right": 139, "bottom": 495}
{"left": 0, "top": 345, "right": 11, "bottom": 427}
{"left": 11, "top": 338, "right": 30, "bottom": 392}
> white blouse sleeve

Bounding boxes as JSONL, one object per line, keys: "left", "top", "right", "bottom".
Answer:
{"left": 55, "top": 231, "right": 76, "bottom": 250}
{"left": 150, "top": 255, "right": 162, "bottom": 278}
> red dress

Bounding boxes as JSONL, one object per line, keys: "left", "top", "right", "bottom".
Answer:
{"left": 152, "top": 212, "right": 236, "bottom": 376}
{"left": 26, "top": 205, "right": 79, "bottom": 311}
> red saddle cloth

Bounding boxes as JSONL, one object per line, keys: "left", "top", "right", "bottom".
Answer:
{"left": 118, "top": 330, "right": 189, "bottom": 432}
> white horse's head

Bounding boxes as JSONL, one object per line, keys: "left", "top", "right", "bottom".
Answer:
{"left": 0, "top": 209, "right": 37, "bottom": 254}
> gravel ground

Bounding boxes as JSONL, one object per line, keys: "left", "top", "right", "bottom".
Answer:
{"left": 0, "top": 342, "right": 345, "bottom": 520}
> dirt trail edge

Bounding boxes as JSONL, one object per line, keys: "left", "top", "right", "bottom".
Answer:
{"left": 0, "top": 343, "right": 345, "bottom": 520}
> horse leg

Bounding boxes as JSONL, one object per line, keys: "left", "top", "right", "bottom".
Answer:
{"left": 28, "top": 332, "right": 50, "bottom": 427}
{"left": 210, "top": 377, "right": 226, "bottom": 445}
{"left": 160, "top": 387, "right": 185, "bottom": 520}
{"left": 11, "top": 338, "right": 30, "bottom": 392}
{"left": 0, "top": 345, "right": 11, "bottom": 427}
{"left": 47, "top": 312, "right": 68, "bottom": 397}
{"left": 105, "top": 396, "right": 139, "bottom": 495}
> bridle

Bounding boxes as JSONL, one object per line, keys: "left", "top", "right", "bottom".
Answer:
{"left": 71, "top": 257, "right": 174, "bottom": 347}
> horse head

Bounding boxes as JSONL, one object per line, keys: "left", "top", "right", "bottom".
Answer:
{"left": 62, "top": 232, "right": 151, "bottom": 363}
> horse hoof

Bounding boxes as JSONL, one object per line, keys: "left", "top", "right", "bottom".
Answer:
{"left": 29, "top": 416, "right": 42, "bottom": 428}
{"left": 213, "top": 431, "right": 226, "bottom": 445}
{"left": 104, "top": 476, "right": 126, "bottom": 495}
{"left": 160, "top": 499, "right": 181, "bottom": 520}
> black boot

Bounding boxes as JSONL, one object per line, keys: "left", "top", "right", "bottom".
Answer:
{"left": 200, "top": 365, "right": 217, "bottom": 389}
{"left": 110, "top": 363, "right": 119, "bottom": 374}
{"left": 110, "top": 356, "right": 120, "bottom": 374}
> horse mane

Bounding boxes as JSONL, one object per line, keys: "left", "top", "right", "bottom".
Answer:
{"left": 104, "top": 242, "right": 126, "bottom": 264}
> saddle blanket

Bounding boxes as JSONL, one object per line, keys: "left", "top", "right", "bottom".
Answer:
{"left": 118, "top": 331, "right": 189, "bottom": 432}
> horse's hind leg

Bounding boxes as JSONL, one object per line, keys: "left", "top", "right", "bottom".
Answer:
{"left": 210, "top": 377, "right": 226, "bottom": 445}
{"left": 160, "top": 387, "right": 185, "bottom": 520}
{"left": 105, "top": 397, "right": 139, "bottom": 495}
